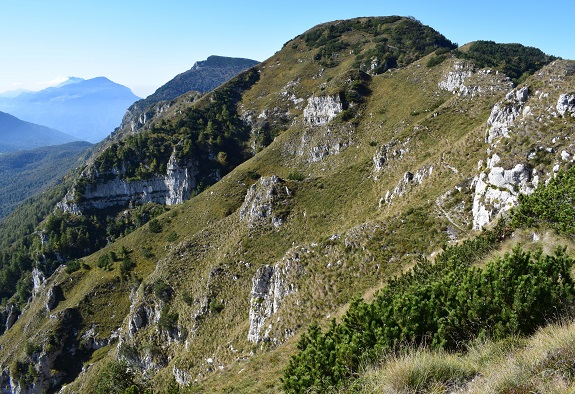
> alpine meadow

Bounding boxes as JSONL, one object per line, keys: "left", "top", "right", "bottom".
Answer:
{"left": 2, "top": 16, "right": 575, "bottom": 393}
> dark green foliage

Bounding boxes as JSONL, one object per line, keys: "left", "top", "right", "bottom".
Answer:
{"left": 94, "top": 68, "right": 259, "bottom": 185}
{"left": 120, "top": 258, "right": 135, "bottom": 277}
{"left": 0, "top": 141, "right": 91, "bottom": 220}
{"left": 282, "top": 228, "right": 575, "bottom": 393}
{"left": 300, "top": 17, "right": 456, "bottom": 72}
{"left": 96, "top": 360, "right": 146, "bottom": 394}
{"left": 153, "top": 280, "right": 173, "bottom": 302}
{"left": 166, "top": 231, "right": 178, "bottom": 242}
{"left": 247, "top": 170, "right": 261, "bottom": 180}
{"left": 209, "top": 299, "right": 224, "bottom": 314}
{"left": 98, "top": 253, "right": 113, "bottom": 270}
{"left": 106, "top": 203, "right": 166, "bottom": 240}
{"left": 511, "top": 166, "right": 575, "bottom": 234}
{"left": 9, "top": 360, "right": 36, "bottom": 386}
{"left": 182, "top": 292, "right": 193, "bottom": 306}
{"left": 456, "top": 41, "right": 556, "bottom": 84}
{"left": 148, "top": 219, "right": 162, "bottom": 234}
{"left": 158, "top": 305, "right": 179, "bottom": 332}
{"left": 65, "top": 259, "right": 82, "bottom": 274}
{"left": 287, "top": 172, "right": 306, "bottom": 181}
{"left": 427, "top": 54, "right": 448, "bottom": 67}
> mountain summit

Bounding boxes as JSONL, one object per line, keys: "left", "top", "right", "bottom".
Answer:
{"left": 0, "top": 77, "right": 140, "bottom": 142}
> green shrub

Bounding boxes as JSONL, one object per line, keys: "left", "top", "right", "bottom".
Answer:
{"left": 455, "top": 41, "right": 556, "bottom": 84}
{"left": 153, "top": 280, "right": 172, "bottom": 302}
{"left": 287, "top": 171, "right": 306, "bottom": 181}
{"left": 148, "top": 219, "right": 162, "bottom": 233}
{"left": 98, "top": 254, "right": 112, "bottom": 270}
{"left": 120, "top": 259, "right": 135, "bottom": 276}
{"left": 65, "top": 259, "right": 81, "bottom": 274}
{"left": 209, "top": 299, "right": 224, "bottom": 314}
{"left": 282, "top": 232, "right": 575, "bottom": 393}
{"left": 511, "top": 166, "right": 575, "bottom": 234}
{"left": 166, "top": 231, "right": 178, "bottom": 242}
{"left": 426, "top": 54, "right": 447, "bottom": 67}
{"left": 158, "top": 305, "right": 179, "bottom": 332}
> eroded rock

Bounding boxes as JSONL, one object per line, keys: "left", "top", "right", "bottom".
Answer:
{"left": 485, "top": 87, "right": 529, "bottom": 143}
{"left": 239, "top": 176, "right": 291, "bottom": 228}
{"left": 303, "top": 95, "right": 342, "bottom": 126}
{"left": 247, "top": 247, "right": 305, "bottom": 343}
{"left": 557, "top": 93, "right": 575, "bottom": 116}
{"left": 472, "top": 160, "right": 536, "bottom": 230}
{"left": 58, "top": 147, "right": 198, "bottom": 214}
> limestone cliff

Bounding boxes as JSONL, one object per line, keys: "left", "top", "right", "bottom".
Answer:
{"left": 58, "top": 147, "right": 198, "bottom": 215}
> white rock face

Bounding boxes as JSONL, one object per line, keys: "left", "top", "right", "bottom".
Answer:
{"left": 58, "top": 148, "right": 197, "bottom": 214}
{"left": 303, "top": 95, "right": 342, "bottom": 126}
{"left": 247, "top": 247, "right": 305, "bottom": 343}
{"left": 439, "top": 61, "right": 473, "bottom": 93}
{"left": 384, "top": 165, "right": 433, "bottom": 204}
{"left": 557, "top": 93, "right": 575, "bottom": 116}
{"left": 472, "top": 161, "right": 535, "bottom": 230}
{"left": 485, "top": 87, "right": 529, "bottom": 143}
{"left": 32, "top": 267, "right": 46, "bottom": 296}
{"left": 239, "top": 176, "right": 290, "bottom": 227}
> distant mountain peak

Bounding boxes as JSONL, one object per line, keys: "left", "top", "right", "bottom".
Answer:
{"left": 0, "top": 77, "right": 140, "bottom": 142}
{"left": 56, "top": 77, "right": 85, "bottom": 87}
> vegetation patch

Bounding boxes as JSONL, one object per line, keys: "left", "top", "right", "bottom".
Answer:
{"left": 282, "top": 225, "right": 575, "bottom": 393}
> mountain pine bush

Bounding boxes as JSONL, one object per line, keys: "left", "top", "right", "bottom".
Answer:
{"left": 282, "top": 232, "right": 575, "bottom": 393}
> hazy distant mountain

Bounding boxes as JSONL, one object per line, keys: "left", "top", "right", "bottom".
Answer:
{"left": 0, "top": 140, "right": 92, "bottom": 219}
{"left": 0, "top": 111, "right": 78, "bottom": 152}
{"left": 0, "top": 89, "right": 33, "bottom": 98}
{"left": 0, "top": 77, "right": 140, "bottom": 143}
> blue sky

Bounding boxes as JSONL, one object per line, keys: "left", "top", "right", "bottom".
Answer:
{"left": 1, "top": 0, "right": 573, "bottom": 97}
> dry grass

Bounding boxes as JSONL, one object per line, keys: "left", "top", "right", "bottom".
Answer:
{"left": 349, "top": 320, "right": 575, "bottom": 394}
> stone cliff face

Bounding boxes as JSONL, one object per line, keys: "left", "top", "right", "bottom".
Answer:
{"left": 248, "top": 247, "right": 305, "bottom": 344}
{"left": 58, "top": 148, "right": 198, "bottom": 214}
{"left": 239, "top": 176, "right": 291, "bottom": 228}
{"left": 471, "top": 62, "right": 575, "bottom": 229}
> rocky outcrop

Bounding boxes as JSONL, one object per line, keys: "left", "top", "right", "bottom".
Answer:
{"left": 439, "top": 61, "right": 474, "bottom": 93}
{"left": 485, "top": 87, "right": 529, "bottom": 143}
{"left": 383, "top": 165, "right": 434, "bottom": 204}
{"left": 3, "top": 305, "right": 19, "bottom": 332}
{"left": 471, "top": 155, "right": 536, "bottom": 230}
{"left": 439, "top": 60, "right": 514, "bottom": 99}
{"left": 239, "top": 176, "right": 291, "bottom": 228}
{"left": 557, "top": 93, "right": 575, "bottom": 116}
{"left": 248, "top": 247, "right": 306, "bottom": 343}
{"left": 58, "top": 147, "right": 198, "bottom": 214}
{"left": 303, "top": 95, "right": 343, "bottom": 126}
{"left": 372, "top": 140, "right": 409, "bottom": 179}
{"left": 4, "top": 308, "right": 82, "bottom": 394}
{"left": 44, "top": 285, "right": 64, "bottom": 312}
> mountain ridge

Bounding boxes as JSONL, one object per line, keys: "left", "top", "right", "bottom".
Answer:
{"left": 0, "top": 16, "right": 573, "bottom": 393}
{"left": 0, "top": 111, "right": 79, "bottom": 152}
{"left": 0, "top": 77, "right": 140, "bottom": 142}
{"left": 117, "top": 55, "right": 259, "bottom": 137}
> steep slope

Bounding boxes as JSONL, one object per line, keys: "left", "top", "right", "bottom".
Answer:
{"left": 117, "top": 55, "right": 259, "bottom": 136}
{"left": 0, "top": 16, "right": 572, "bottom": 394}
{"left": 0, "top": 77, "right": 140, "bottom": 142}
{"left": 0, "top": 111, "right": 78, "bottom": 152}
{"left": 0, "top": 141, "right": 92, "bottom": 219}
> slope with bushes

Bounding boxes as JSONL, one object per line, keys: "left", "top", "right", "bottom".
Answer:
{"left": 0, "top": 16, "right": 572, "bottom": 393}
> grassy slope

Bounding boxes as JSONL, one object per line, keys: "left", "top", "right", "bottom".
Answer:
{"left": 2, "top": 17, "right": 575, "bottom": 394}
{"left": 0, "top": 54, "right": 507, "bottom": 394}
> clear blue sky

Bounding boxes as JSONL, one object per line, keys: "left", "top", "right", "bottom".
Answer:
{"left": 1, "top": 0, "right": 573, "bottom": 97}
